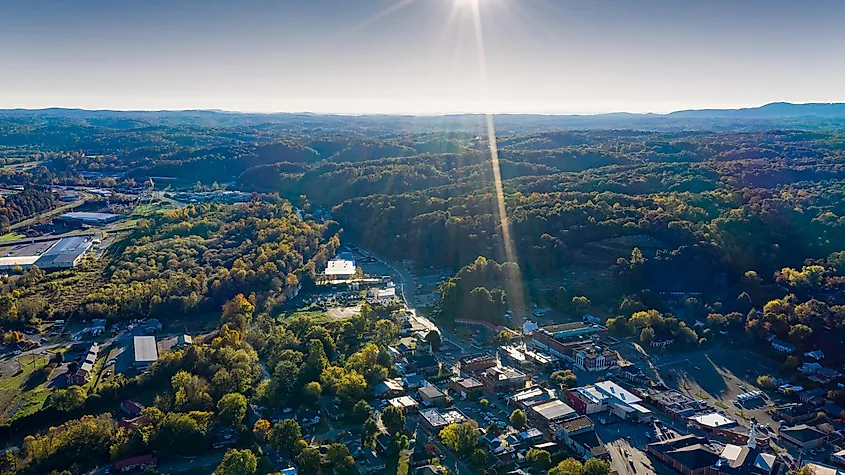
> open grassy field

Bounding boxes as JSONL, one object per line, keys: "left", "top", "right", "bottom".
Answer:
{"left": 0, "top": 232, "right": 26, "bottom": 242}
{"left": 0, "top": 355, "right": 52, "bottom": 423}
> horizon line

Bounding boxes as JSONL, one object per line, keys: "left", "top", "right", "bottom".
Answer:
{"left": 3, "top": 101, "right": 845, "bottom": 118}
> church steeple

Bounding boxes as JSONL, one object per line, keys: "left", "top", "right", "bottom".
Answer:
{"left": 747, "top": 421, "right": 758, "bottom": 450}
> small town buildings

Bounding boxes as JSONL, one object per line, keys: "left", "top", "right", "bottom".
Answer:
{"left": 388, "top": 396, "right": 420, "bottom": 413}
{"left": 448, "top": 377, "right": 483, "bottom": 399}
{"left": 479, "top": 366, "right": 527, "bottom": 394}
{"left": 133, "top": 336, "right": 158, "bottom": 370}
{"left": 507, "top": 386, "right": 555, "bottom": 410}
{"left": 69, "top": 342, "right": 99, "bottom": 385}
{"left": 805, "top": 350, "right": 825, "bottom": 361}
{"left": 120, "top": 400, "right": 146, "bottom": 417}
{"left": 774, "top": 403, "right": 817, "bottom": 425}
{"left": 555, "top": 415, "right": 607, "bottom": 460}
{"left": 566, "top": 381, "right": 652, "bottom": 422}
{"left": 645, "top": 389, "right": 708, "bottom": 419}
{"left": 177, "top": 334, "right": 193, "bottom": 347}
{"left": 573, "top": 344, "right": 618, "bottom": 372}
{"left": 418, "top": 385, "right": 446, "bottom": 406}
{"left": 374, "top": 379, "right": 405, "bottom": 398}
{"left": 419, "top": 408, "right": 468, "bottom": 432}
{"left": 800, "top": 462, "right": 845, "bottom": 475}
{"left": 778, "top": 424, "right": 827, "bottom": 451}
{"left": 528, "top": 399, "right": 577, "bottom": 426}
{"left": 458, "top": 355, "right": 498, "bottom": 374}
{"left": 355, "top": 449, "right": 386, "bottom": 474}
{"left": 647, "top": 434, "right": 721, "bottom": 475}
{"left": 769, "top": 337, "right": 796, "bottom": 354}
{"left": 406, "top": 354, "right": 439, "bottom": 375}
{"left": 114, "top": 454, "right": 156, "bottom": 473}
{"left": 403, "top": 374, "right": 428, "bottom": 389}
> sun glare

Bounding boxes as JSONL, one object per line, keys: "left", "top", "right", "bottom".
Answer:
{"left": 455, "top": 0, "right": 480, "bottom": 8}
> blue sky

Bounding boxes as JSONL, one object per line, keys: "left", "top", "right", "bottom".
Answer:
{"left": 2, "top": 0, "right": 844, "bottom": 114}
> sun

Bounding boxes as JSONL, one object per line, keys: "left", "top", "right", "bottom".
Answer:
{"left": 455, "top": 0, "right": 481, "bottom": 8}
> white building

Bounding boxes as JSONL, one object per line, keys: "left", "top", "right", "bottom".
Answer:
{"left": 324, "top": 258, "right": 355, "bottom": 281}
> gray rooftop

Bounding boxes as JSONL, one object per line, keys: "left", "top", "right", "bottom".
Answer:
{"left": 133, "top": 336, "right": 158, "bottom": 363}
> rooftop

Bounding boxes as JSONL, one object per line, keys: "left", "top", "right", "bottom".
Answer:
{"left": 133, "top": 336, "right": 158, "bottom": 363}
{"left": 420, "top": 408, "right": 447, "bottom": 428}
{"left": 483, "top": 366, "right": 526, "bottom": 381}
{"left": 419, "top": 385, "right": 445, "bottom": 399}
{"left": 690, "top": 412, "right": 736, "bottom": 429}
{"left": 780, "top": 424, "right": 827, "bottom": 442}
{"left": 389, "top": 396, "right": 419, "bottom": 409}
{"left": 530, "top": 399, "right": 576, "bottom": 422}
{"left": 557, "top": 415, "right": 594, "bottom": 433}
{"left": 324, "top": 258, "right": 355, "bottom": 275}
{"left": 60, "top": 211, "right": 122, "bottom": 221}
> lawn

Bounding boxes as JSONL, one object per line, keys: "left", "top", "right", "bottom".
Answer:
{"left": 0, "top": 355, "right": 52, "bottom": 423}
{"left": 0, "top": 232, "right": 26, "bottom": 242}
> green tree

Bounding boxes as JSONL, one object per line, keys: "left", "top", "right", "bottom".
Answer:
{"left": 270, "top": 419, "right": 303, "bottom": 453}
{"left": 302, "top": 381, "right": 322, "bottom": 407}
{"left": 526, "top": 448, "right": 552, "bottom": 469}
{"left": 470, "top": 448, "right": 487, "bottom": 466}
{"left": 217, "top": 393, "right": 247, "bottom": 426}
{"left": 327, "top": 443, "right": 353, "bottom": 468}
{"left": 640, "top": 327, "right": 656, "bottom": 345}
{"left": 382, "top": 405, "right": 406, "bottom": 435}
{"left": 550, "top": 370, "right": 577, "bottom": 388}
{"left": 297, "top": 447, "right": 322, "bottom": 474}
{"left": 374, "top": 320, "right": 399, "bottom": 347}
{"left": 350, "top": 400, "right": 372, "bottom": 424}
{"left": 582, "top": 458, "right": 611, "bottom": 475}
{"left": 571, "top": 296, "right": 591, "bottom": 314}
{"left": 509, "top": 409, "right": 527, "bottom": 430}
{"left": 425, "top": 330, "right": 442, "bottom": 351}
{"left": 439, "top": 421, "right": 478, "bottom": 455}
{"left": 550, "top": 458, "right": 583, "bottom": 475}
{"left": 216, "top": 448, "right": 258, "bottom": 475}
{"left": 50, "top": 386, "right": 87, "bottom": 412}
{"left": 253, "top": 419, "right": 271, "bottom": 442}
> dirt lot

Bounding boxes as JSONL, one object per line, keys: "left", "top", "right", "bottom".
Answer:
{"left": 326, "top": 305, "right": 361, "bottom": 321}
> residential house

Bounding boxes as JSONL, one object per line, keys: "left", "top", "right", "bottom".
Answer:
{"left": 297, "top": 408, "right": 321, "bottom": 428}
{"left": 418, "top": 385, "right": 446, "bottom": 407}
{"left": 388, "top": 396, "right": 419, "bottom": 413}
{"left": 355, "top": 449, "right": 386, "bottom": 474}
{"left": 121, "top": 399, "right": 146, "bottom": 417}
{"left": 114, "top": 454, "right": 157, "bottom": 473}
{"left": 407, "top": 354, "right": 439, "bottom": 375}
{"left": 374, "top": 379, "right": 405, "bottom": 398}
{"left": 806, "top": 350, "right": 825, "bottom": 361}
{"left": 770, "top": 337, "right": 796, "bottom": 354}
{"left": 774, "top": 403, "right": 817, "bottom": 425}
{"left": 69, "top": 342, "right": 99, "bottom": 385}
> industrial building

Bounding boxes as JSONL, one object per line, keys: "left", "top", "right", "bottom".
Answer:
{"left": 323, "top": 258, "right": 355, "bottom": 280}
{"left": 0, "top": 236, "right": 95, "bottom": 271}
{"left": 58, "top": 212, "right": 123, "bottom": 225}
{"left": 133, "top": 336, "right": 159, "bottom": 370}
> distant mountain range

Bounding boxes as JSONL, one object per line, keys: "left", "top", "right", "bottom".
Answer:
{"left": 4, "top": 102, "right": 845, "bottom": 119}
{"left": 3, "top": 102, "right": 845, "bottom": 132}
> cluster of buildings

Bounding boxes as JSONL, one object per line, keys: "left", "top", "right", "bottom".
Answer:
{"left": 0, "top": 236, "right": 96, "bottom": 271}
{"left": 69, "top": 342, "right": 99, "bottom": 385}
{"left": 647, "top": 424, "right": 776, "bottom": 475}
{"left": 528, "top": 322, "right": 619, "bottom": 372}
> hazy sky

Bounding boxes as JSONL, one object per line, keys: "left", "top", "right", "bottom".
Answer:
{"left": 2, "top": 0, "right": 844, "bottom": 114}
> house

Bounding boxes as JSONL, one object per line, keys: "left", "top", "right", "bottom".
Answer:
{"left": 212, "top": 426, "right": 240, "bottom": 449}
{"left": 799, "top": 387, "right": 828, "bottom": 405}
{"left": 374, "top": 379, "right": 405, "bottom": 398}
{"left": 297, "top": 408, "right": 321, "bottom": 427}
{"left": 448, "top": 377, "right": 483, "bottom": 399}
{"left": 458, "top": 355, "right": 498, "bottom": 374}
{"left": 418, "top": 385, "right": 446, "bottom": 406}
{"left": 121, "top": 399, "right": 146, "bottom": 417}
{"left": 404, "top": 374, "right": 428, "bottom": 389}
{"left": 806, "top": 350, "right": 826, "bottom": 361}
{"left": 388, "top": 396, "right": 419, "bottom": 413}
{"left": 779, "top": 424, "right": 827, "bottom": 451}
{"left": 69, "top": 342, "right": 99, "bottom": 384}
{"left": 355, "top": 449, "right": 386, "bottom": 474}
{"left": 801, "top": 362, "right": 824, "bottom": 375}
{"left": 415, "top": 465, "right": 447, "bottom": 475}
{"left": 770, "top": 337, "right": 796, "bottom": 354}
{"left": 479, "top": 366, "right": 527, "bottom": 394}
{"left": 409, "top": 444, "right": 439, "bottom": 467}
{"left": 177, "top": 334, "right": 193, "bottom": 347}
{"left": 114, "top": 454, "right": 157, "bottom": 473}
{"left": 118, "top": 415, "right": 151, "bottom": 430}
{"left": 823, "top": 402, "right": 845, "bottom": 419}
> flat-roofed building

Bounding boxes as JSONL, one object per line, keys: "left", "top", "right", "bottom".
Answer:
{"left": 480, "top": 366, "right": 527, "bottom": 394}
{"left": 134, "top": 336, "right": 158, "bottom": 370}
{"left": 529, "top": 399, "right": 576, "bottom": 425}
{"left": 324, "top": 258, "right": 355, "bottom": 281}
{"left": 388, "top": 396, "right": 420, "bottom": 413}
{"left": 59, "top": 212, "right": 122, "bottom": 225}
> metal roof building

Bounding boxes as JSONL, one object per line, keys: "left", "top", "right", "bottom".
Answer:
{"left": 59, "top": 212, "right": 123, "bottom": 225}
{"left": 133, "top": 336, "right": 159, "bottom": 369}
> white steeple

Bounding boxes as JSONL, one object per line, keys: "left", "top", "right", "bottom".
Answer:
{"left": 747, "top": 421, "right": 758, "bottom": 450}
